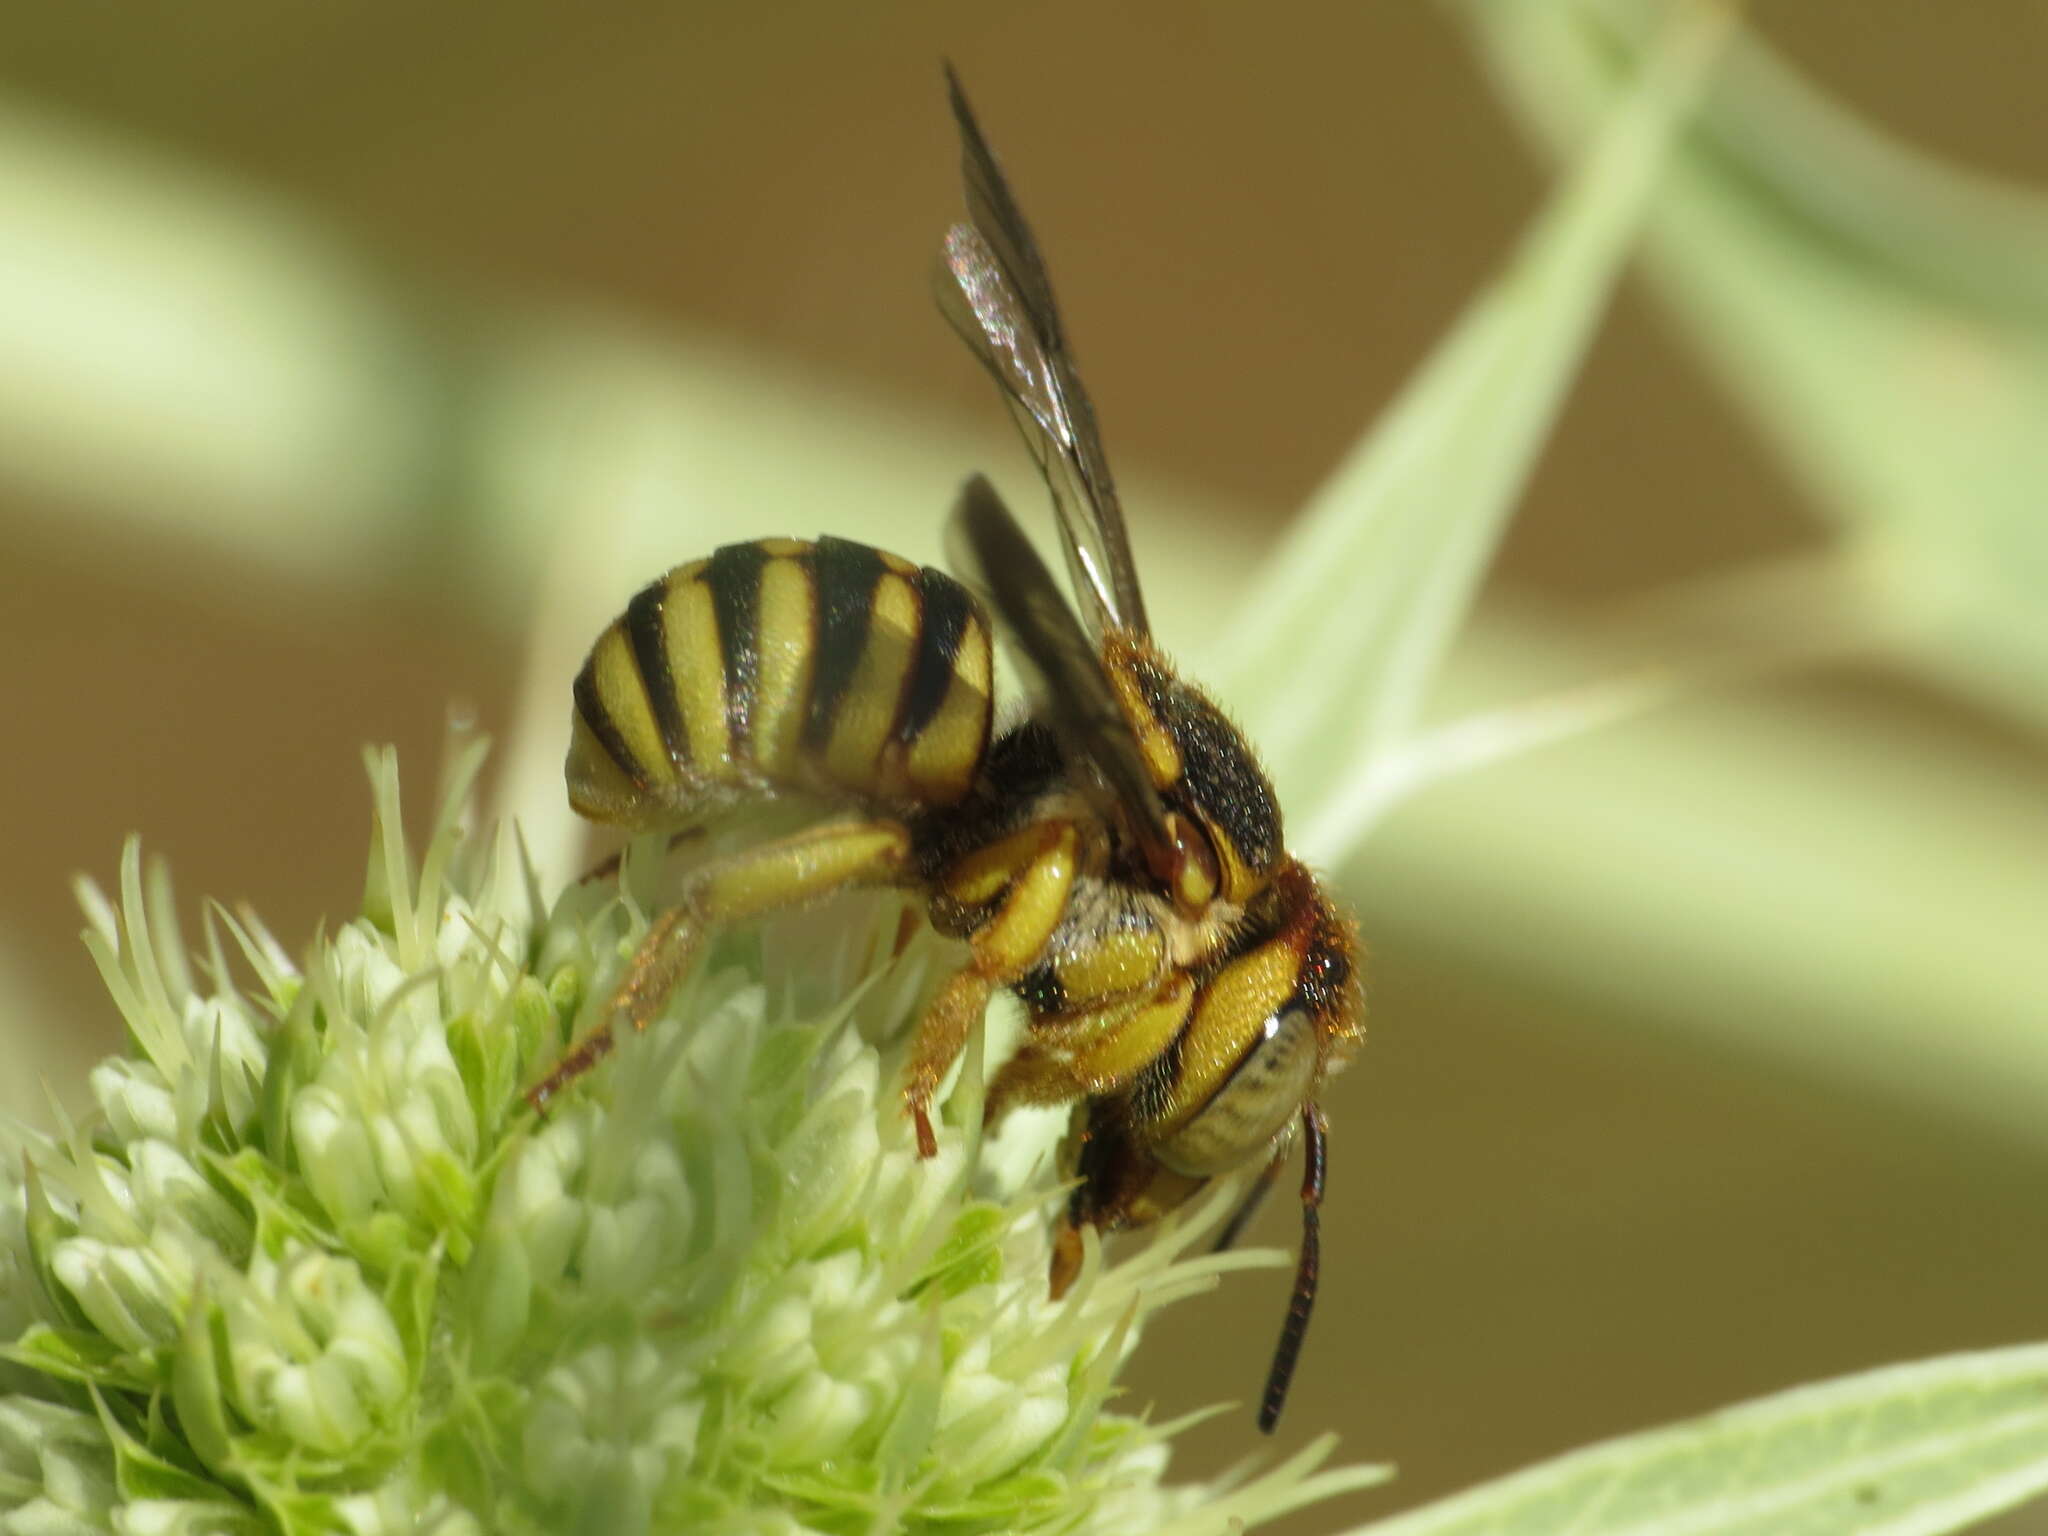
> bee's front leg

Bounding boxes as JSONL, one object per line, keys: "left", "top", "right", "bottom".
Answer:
{"left": 525, "top": 818, "right": 912, "bottom": 1115}
{"left": 904, "top": 820, "right": 1078, "bottom": 1157}
{"left": 980, "top": 974, "right": 1192, "bottom": 1127}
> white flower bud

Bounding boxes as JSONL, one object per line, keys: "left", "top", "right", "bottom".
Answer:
{"left": 49, "top": 1238, "right": 185, "bottom": 1354}
{"left": 334, "top": 1483, "right": 485, "bottom": 1536}
{"left": 223, "top": 1250, "right": 406, "bottom": 1456}
{"left": 127, "top": 1142, "right": 248, "bottom": 1258}
{"left": 291, "top": 1085, "right": 382, "bottom": 1228}
{"left": 88, "top": 1060, "right": 178, "bottom": 1147}
{"left": 0, "top": 1397, "right": 116, "bottom": 1531}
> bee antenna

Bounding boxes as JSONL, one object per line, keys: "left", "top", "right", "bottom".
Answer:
{"left": 1257, "top": 1103, "right": 1328, "bottom": 1433}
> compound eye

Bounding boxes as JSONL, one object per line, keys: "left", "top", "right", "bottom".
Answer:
{"left": 1155, "top": 1002, "right": 1319, "bottom": 1178}
{"left": 1166, "top": 812, "right": 1221, "bottom": 913}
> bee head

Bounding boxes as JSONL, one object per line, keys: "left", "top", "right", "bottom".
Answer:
{"left": 1102, "top": 637, "right": 1284, "bottom": 914}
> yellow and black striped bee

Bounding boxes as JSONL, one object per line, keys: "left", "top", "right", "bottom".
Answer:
{"left": 530, "top": 70, "right": 1364, "bottom": 1431}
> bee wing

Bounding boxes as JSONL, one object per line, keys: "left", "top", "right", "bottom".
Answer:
{"left": 948, "top": 475, "right": 1175, "bottom": 860}
{"left": 939, "top": 66, "right": 1151, "bottom": 640}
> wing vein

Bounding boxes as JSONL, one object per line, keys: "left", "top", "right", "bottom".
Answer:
{"left": 941, "top": 66, "right": 1151, "bottom": 639}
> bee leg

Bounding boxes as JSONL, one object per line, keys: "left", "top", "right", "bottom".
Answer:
{"left": 888, "top": 902, "right": 923, "bottom": 959}
{"left": 525, "top": 818, "right": 913, "bottom": 1114}
{"left": 525, "top": 902, "right": 694, "bottom": 1114}
{"left": 1050, "top": 1220, "right": 1087, "bottom": 1301}
{"left": 905, "top": 821, "right": 1080, "bottom": 1157}
{"left": 1046, "top": 1096, "right": 1152, "bottom": 1299}
{"left": 575, "top": 826, "right": 707, "bottom": 887}
{"left": 980, "top": 1039, "right": 1086, "bottom": 1128}
{"left": 905, "top": 971, "right": 995, "bottom": 1158}
{"left": 988, "top": 972, "right": 1195, "bottom": 1128}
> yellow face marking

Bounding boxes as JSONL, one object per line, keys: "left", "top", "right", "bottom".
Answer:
{"left": 824, "top": 572, "right": 920, "bottom": 790}
{"left": 904, "top": 615, "right": 992, "bottom": 804}
{"left": 1054, "top": 927, "right": 1164, "bottom": 1006}
{"left": 664, "top": 568, "right": 731, "bottom": 773}
{"left": 749, "top": 556, "right": 818, "bottom": 770}
{"left": 1152, "top": 930, "right": 1303, "bottom": 1134}
{"left": 587, "top": 626, "right": 679, "bottom": 787}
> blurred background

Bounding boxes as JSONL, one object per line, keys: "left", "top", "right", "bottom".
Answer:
{"left": 1, "top": 3, "right": 2043, "bottom": 1531}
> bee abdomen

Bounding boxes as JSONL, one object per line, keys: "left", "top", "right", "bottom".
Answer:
{"left": 567, "top": 536, "right": 994, "bottom": 826}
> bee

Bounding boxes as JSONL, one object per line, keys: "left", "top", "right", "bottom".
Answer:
{"left": 529, "top": 69, "right": 1364, "bottom": 1432}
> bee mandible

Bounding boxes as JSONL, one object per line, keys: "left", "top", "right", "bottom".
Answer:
{"left": 529, "top": 69, "right": 1365, "bottom": 1432}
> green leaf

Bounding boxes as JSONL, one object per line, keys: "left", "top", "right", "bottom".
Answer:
{"left": 86, "top": 1384, "right": 239, "bottom": 1511}
{"left": 1343, "top": 1343, "right": 2048, "bottom": 1536}
{"left": 17, "top": 1159, "right": 95, "bottom": 1336}
{"left": 170, "top": 1287, "right": 238, "bottom": 1477}
{"left": 1354, "top": 605, "right": 2048, "bottom": 1147}
{"left": 1458, "top": 0, "right": 2048, "bottom": 738}
{"left": 0, "top": 95, "right": 439, "bottom": 576}
{"left": 1209, "top": 0, "right": 1735, "bottom": 862}
{"left": 906, "top": 1204, "right": 1006, "bottom": 1301}
{"left": 0, "top": 1323, "right": 151, "bottom": 1394}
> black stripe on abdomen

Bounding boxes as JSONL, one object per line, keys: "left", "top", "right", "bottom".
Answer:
{"left": 573, "top": 659, "right": 650, "bottom": 789}
{"left": 805, "top": 537, "right": 886, "bottom": 751}
{"left": 897, "top": 568, "right": 972, "bottom": 743}
{"left": 707, "top": 542, "right": 770, "bottom": 753}
{"left": 624, "top": 578, "right": 688, "bottom": 768}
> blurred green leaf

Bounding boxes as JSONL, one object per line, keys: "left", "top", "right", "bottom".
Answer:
{"left": 1358, "top": 604, "right": 2048, "bottom": 1150}
{"left": 1458, "top": 0, "right": 2048, "bottom": 736}
{"left": 1343, "top": 1343, "right": 2048, "bottom": 1536}
{"left": 0, "top": 97, "right": 439, "bottom": 575}
{"left": 1210, "top": 0, "right": 1735, "bottom": 860}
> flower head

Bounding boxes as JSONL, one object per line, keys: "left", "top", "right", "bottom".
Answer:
{"left": 1, "top": 740, "right": 1383, "bottom": 1534}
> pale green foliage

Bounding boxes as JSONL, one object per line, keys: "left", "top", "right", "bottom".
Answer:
{"left": 1211, "top": 1, "right": 1735, "bottom": 857}
{"left": 0, "top": 745, "right": 1387, "bottom": 1534}
{"left": 1343, "top": 1345, "right": 2048, "bottom": 1536}
{"left": 1463, "top": 0, "right": 2048, "bottom": 736}
{"left": 1432, "top": 0, "right": 2048, "bottom": 1145}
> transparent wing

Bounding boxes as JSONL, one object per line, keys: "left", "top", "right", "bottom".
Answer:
{"left": 947, "top": 476, "right": 1175, "bottom": 860}
{"left": 940, "top": 66, "right": 1150, "bottom": 639}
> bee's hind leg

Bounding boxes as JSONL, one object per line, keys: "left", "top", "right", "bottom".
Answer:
{"left": 524, "top": 818, "right": 913, "bottom": 1115}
